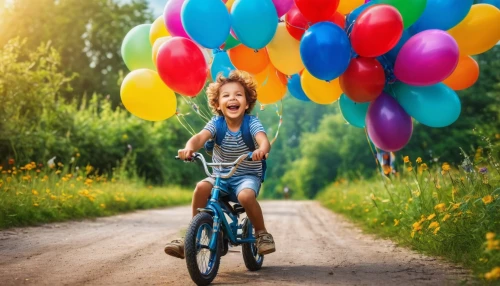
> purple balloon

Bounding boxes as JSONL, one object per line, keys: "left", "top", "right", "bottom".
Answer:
{"left": 164, "top": 0, "right": 190, "bottom": 38}
{"left": 366, "top": 93, "right": 413, "bottom": 152}
{"left": 394, "top": 30, "right": 459, "bottom": 86}
{"left": 272, "top": 0, "right": 293, "bottom": 17}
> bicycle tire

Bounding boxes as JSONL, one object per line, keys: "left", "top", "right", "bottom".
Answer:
{"left": 185, "top": 212, "right": 221, "bottom": 286}
{"left": 241, "top": 217, "right": 264, "bottom": 271}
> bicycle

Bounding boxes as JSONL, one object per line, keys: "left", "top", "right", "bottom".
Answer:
{"left": 175, "top": 152, "right": 265, "bottom": 286}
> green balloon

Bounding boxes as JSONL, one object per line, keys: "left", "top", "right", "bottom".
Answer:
{"left": 121, "top": 24, "right": 156, "bottom": 71}
{"left": 222, "top": 34, "right": 241, "bottom": 51}
{"left": 374, "top": 0, "right": 427, "bottom": 29}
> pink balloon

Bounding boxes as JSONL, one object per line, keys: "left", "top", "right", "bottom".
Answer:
{"left": 364, "top": 0, "right": 371, "bottom": 3}
{"left": 164, "top": 0, "right": 189, "bottom": 38}
{"left": 272, "top": 0, "right": 294, "bottom": 17}
{"left": 395, "top": 29, "right": 459, "bottom": 86}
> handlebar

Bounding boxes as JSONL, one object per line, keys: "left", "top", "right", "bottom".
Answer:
{"left": 175, "top": 152, "right": 260, "bottom": 179}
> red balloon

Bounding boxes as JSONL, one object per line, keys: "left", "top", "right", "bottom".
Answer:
{"left": 350, "top": 4, "right": 403, "bottom": 58}
{"left": 286, "top": 4, "right": 344, "bottom": 41}
{"left": 340, "top": 57, "right": 385, "bottom": 103}
{"left": 157, "top": 37, "right": 208, "bottom": 97}
{"left": 294, "top": 0, "right": 340, "bottom": 23}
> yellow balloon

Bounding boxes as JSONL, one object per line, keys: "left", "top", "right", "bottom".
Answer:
{"left": 447, "top": 4, "right": 500, "bottom": 56}
{"left": 266, "top": 22, "right": 304, "bottom": 76}
{"left": 149, "top": 16, "right": 170, "bottom": 45}
{"left": 152, "top": 36, "right": 171, "bottom": 66}
{"left": 337, "top": 0, "right": 364, "bottom": 15}
{"left": 120, "top": 69, "right": 177, "bottom": 121}
{"left": 225, "top": 0, "right": 235, "bottom": 11}
{"left": 254, "top": 65, "right": 287, "bottom": 104}
{"left": 301, "top": 70, "right": 342, "bottom": 105}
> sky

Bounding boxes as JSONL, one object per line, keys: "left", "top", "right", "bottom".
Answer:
{"left": 149, "top": 0, "right": 165, "bottom": 17}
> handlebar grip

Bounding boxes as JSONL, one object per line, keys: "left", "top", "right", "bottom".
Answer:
{"left": 175, "top": 156, "right": 180, "bottom": 160}
{"left": 246, "top": 152, "right": 267, "bottom": 161}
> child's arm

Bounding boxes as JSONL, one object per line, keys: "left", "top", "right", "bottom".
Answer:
{"left": 178, "top": 129, "right": 212, "bottom": 160}
{"left": 252, "top": 131, "right": 271, "bottom": 161}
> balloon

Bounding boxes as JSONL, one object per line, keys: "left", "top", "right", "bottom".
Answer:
{"left": 231, "top": 0, "right": 279, "bottom": 49}
{"left": 272, "top": 0, "right": 294, "bottom": 17}
{"left": 222, "top": 34, "right": 241, "bottom": 50}
{"left": 254, "top": 65, "right": 287, "bottom": 104}
{"left": 164, "top": 0, "right": 189, "bottom": 38}
{"left": 350, "top": 4, "right": 403, "bottom": 57}
{"left": 447, "top": 4, "right": 500, "bottom": 56}
{"left": 373, "top": 0, "right": 427, "bottom": 28}
{"left": 181, "top": 0, "right": 230, "bottom": 49}
{"left": 286, "top": 4, "right": 345, "bottom": 41}
{"left": 120, "top": 69, "right": 177, "bottom": 121}
{"left": 211, "top": 51, "right": 236, "bottom": 81}
{"left": 393, "top": 82, "right": 461, "bottom": 127}
{"left": 228, "top": 45, "right": 268, "bottom": 74}
{"left": 266, "top": 23, "right": 304, "bottom": 75}
{"left": 366, "top": 92, "right": 413, "bottom": 152}
{"left": 340, "top": 57, "right": 385, "bottom": 103}
{"left": 381, "top": 29, "right": 411, "bottom": 65}
{"left": 442, "top": 55, "right": 479, "bottom": 91}
{"left": 346, "top": 1, "right": 377, "bottom": 28}
{"left": 294, "top": 0, "right": 340, "bottom": 23}
{"left": 300, "top": 22, "right": 351, "bottom": 81}
{"left": 150, "top": 16, "right": 170, "bottom": 45}
{"left": 152, "top": 36, "right": 171, "bottom": 66}
{"left": 478, "top": 0, "right": 500, "bottom": 9}
{"left": 338, "top": 94, "right": 369, "bottom": 128}
{"left": 301, "top": 69, "right": 342, "bottom": 104}
{"left": 287, "top": 74, "right": 310, "bottom": 101}
{"left": 157, "top": 37, "right": 208, "bottom": 96}
{"left": 337, "top": 0, "right": 365, "bottom": 14}
{"left": 410, "top": 0, "right": 472, "bottom": 33}
{"left": 225, "top": 0, "right": 236, "bottom": 10}
{"left": 121, "top": 24, "right": 156, "bottom": 71}
{"left": 395, "top": 29, "right": 459, "bottom": 86}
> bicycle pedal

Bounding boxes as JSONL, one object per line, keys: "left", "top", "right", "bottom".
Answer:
{"left": 233, "top": 204, "right": 245, "bottom": 214}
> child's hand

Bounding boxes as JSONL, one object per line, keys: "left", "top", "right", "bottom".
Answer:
{"left": 178, "top": 149, "right": 195, "bottom": 160}
{"left": 252, "top": 149, "right": 267, "bottom": 161}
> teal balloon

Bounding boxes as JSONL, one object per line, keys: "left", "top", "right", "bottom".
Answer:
{"left": 210, "top": 51, "right": 235, "bottom": 81}
{"left": 231, "top": 0, "right": 278, "bottom": 49}
{"left": 339, "top": 94, "right": 370, "bottom": 128}
{"left": 393, "top": 82, "right": 461, "bottom": 127}
{"left": 181, "top": 0, "right": 231, "bottom": 49}
{"left": 121, "top": 24, "right": 156, "bottom": 71}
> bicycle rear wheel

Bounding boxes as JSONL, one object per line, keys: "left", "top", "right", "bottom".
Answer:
{"left": 185, "top": 212, "right": 221, "bottom": 286}
{"left": 241, "top": 217, "right": 264, "bottom": 271}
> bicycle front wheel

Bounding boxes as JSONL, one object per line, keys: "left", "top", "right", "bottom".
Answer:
{"left": 185, "top": 212, "right": 221, "bottom": 286}
{"left": 241, "top": 217, "right": 264, "bottom": 271}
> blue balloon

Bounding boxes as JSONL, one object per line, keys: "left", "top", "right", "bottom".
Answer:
{"left": 287, "top": 74, "right": 310, "bottom": 102}
{"left": 211, "top": 51, "right": 235, "bottom": 81}
{"left": 346, "top": 1, "right": 377, "bottom": 32}
{"left": 339, "top": 94, "right": 370, "bottom": 128}
{"left": 181, "top": 0, "right": 231, "bottom": 49}
{"left": 393, "top": 82, "right": 461, "bottom": 128}
{"left": 300, "top": 22, "right": 351, "bottom": 81}
{"left": 231, "top": 0, "right": 278, "bottom": 49}
{"left": 410, "top": 0, "right": 473, "bottom": 34}
{"left": 478, "top": 0, "right": 500, "bottom": 9}
{"left": 382, "top": 29, "right": 412, "bottom": 66}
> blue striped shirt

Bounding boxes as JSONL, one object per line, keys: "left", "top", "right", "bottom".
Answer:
{"left": 203, "top": 116, "right": 266, "bottom": 177}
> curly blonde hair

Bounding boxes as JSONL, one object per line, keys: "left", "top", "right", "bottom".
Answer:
{"left": 206, "top": 70, "right": 258, "bottom": 116}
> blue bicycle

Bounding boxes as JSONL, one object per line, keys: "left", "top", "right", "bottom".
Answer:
{"left": 176, "top": 152, "right": 264, "bottom": 286}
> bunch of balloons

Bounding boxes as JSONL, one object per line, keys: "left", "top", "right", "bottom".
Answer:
{"left": 120, "top": 0, "right": 500, "bottom": 151}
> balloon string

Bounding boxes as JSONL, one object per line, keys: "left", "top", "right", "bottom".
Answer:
{"left": 257, "top": 100, "right": 283, "bottom": 146}
{"left": 175, "top": 112, "right": 197, "bottom": 136}
{"left": 364, "top": 127, "right": 386, "bottom": 176}
{"left": 283, "top": 20, "right": 308, "bottom": 32}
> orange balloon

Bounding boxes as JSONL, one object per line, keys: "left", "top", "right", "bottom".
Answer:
{"left": 228, "top": 45, "right": 269, "bottom": 74}
{"left": 442, "top": 55, "right": 479, "bottom": 91}
{"left": 254, "top": 65, "right": 287, "bottom": 104}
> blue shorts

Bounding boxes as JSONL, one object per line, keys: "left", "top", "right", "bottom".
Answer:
{"left": 203, "top": 175, "right": 261, "bottom": 203}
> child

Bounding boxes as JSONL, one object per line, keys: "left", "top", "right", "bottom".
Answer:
{"left": 164, "top": 70, "right": 275, "bottom": 259}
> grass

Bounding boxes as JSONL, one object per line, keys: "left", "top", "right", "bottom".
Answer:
{"left": 317, "top": 148, "right": 500, "bottom": 283}
{"left": 0, "top": 159, "right": 192, "bottom": 229}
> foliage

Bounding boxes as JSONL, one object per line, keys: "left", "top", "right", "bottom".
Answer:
{"left": 317, "top": 146, "right": 500, "bottom": 282}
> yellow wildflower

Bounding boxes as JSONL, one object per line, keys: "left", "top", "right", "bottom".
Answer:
{"left": 412, "top": 221, "right": 422, "bottom": 232}
{"left": 442, "top": 214, "right": 451, "bottom": 222}
{"left": 100, "top": 203, "right": 106, "bottom": 209}
{"left": 404, "top": 156, "right": 409, "bottom": 163}
{"left": 33, "top": 202, "right": 39, "bottom": 207}
{"left": 57, "top": 162, "right": 64, "bottom": 167}
{"left": 486, "top": 232, "right": 496, "bottom": 240}
{"left": 434, "top": 203, "right": 446, "bottom": 212}
{"left": 427, "top": 213, "right": 436, "bottom": 220}
{"left": 55, "top": 170, "right": 61, "bottom": 174}
{"left": 420, "top": 163, "right": 428, "bottom": 171}
{"left": 428, "top": 221, "right": 439, "bottom": 229}
{"left": 407, "top": 166, "right": 413, "bottom": 172}
{"left": 411, "top": 231, "right": 416, "bottom": 238}
{"left": 484, "top": 267, "right": 500, "bottom": 281}
{"left": 31, "top": 189, "right": 39, "bottom": 196}
{"left": 50, "top": 195, "right": 57, "bottom": 200}
{"left": 62, "top": 177, "right": 69, "bottom": 182}
{"left": 433, "top": 227, "right": 440, "bottom": 235}
{"left": 416, "top": 157, "right": 422, "bottom": 163}
{"left": 442, "top": 162, "right": 451, "bottom": 172}
{"left": 394, "top": 219, "right": 400, "bottom": 226}
{"left": 482, "top": 195, "right": 493, "bottom": 205}
{"left": 451, "top": 203, "right": 461, "bottom": 210}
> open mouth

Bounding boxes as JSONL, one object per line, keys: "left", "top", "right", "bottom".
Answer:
{"left": 227, "top": 104, "right": 240, "bottom": 111}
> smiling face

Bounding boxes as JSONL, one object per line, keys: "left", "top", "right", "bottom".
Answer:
{"left": 216, "top": 82, "right": 249, "bottom": 120}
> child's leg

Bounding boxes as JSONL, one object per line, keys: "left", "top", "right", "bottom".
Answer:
{"left": 237, "top": 189, "right": 266, "bottom": 233}
{"left": 191, "top": 180, "right": 213, "bottom": 217}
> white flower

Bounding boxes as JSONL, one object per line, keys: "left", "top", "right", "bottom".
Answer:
{"left": 47, "top": 156, "right": 56, "bottom": 168}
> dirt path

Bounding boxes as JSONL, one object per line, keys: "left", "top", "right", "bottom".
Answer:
{"left": 0, "top": 201, "right": 470, "bottom": 285}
